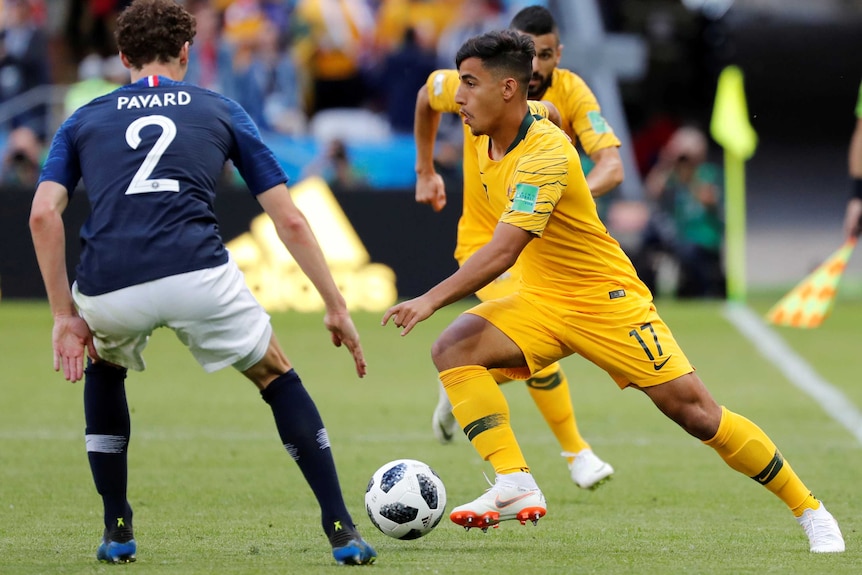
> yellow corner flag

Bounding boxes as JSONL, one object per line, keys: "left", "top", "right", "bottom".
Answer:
{"left": 766, "top": 238, "right": 857, "bottom": 328}
{"left": 710, "top": 65, "right": 758, "bottom": 303}
{"left": 710, "top": 65, "right": 758, "bottom": 160}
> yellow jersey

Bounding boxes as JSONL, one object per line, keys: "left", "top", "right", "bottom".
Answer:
{"left": 476, "top": 113, "right": 650, "bottom": 310}
{"left": 424, "top": 68, "right": 621, "bottom": 263}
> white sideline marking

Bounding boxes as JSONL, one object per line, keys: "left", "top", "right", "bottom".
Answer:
{"left": 724, "top": 303, "right": 862, "bottom": 444}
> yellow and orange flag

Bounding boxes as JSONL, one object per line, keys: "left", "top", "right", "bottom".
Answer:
{"left": 766, "top": 237, "right": 857, "bottom": 328}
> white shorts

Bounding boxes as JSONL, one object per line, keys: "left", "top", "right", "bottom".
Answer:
{"left": 72, "top": 258, "right": 272, "bottom": 373}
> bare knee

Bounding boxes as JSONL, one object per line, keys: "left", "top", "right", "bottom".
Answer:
{"left": 431, "top": 314, "right": 524, "bottom": 373}
{"left": 430, "top": 329, "right": 462, "bottom": 372}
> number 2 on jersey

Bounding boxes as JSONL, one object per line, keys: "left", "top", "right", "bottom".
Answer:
{"left": 124, "top": 114, "right": 180, "bottom": 195}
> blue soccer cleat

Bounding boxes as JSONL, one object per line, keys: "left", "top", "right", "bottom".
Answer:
{"left": 96, "top": 527, "right": 137, "bottom": 564}
{"left": 332, "top": 536, "right": 377, "bottom": 566}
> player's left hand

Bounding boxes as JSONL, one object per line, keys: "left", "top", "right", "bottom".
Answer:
{"left": 52, "top": 314, "right": 99, "bottom": 383}
{"left": 324, "top": 310, "right": 367, "bottom": 378}
{"left": 381, "top": 297, "right": 435, "bottom": 336}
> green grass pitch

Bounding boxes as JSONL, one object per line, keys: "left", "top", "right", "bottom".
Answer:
{"left": 1, "top": 295, "right": 860, "bottom": 574}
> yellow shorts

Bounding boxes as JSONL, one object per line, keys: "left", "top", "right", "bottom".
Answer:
{"left": 465, "top": 292, "right": 694, "bottom": 389}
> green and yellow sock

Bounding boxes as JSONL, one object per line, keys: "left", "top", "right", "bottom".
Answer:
{"left": 440, "top": 365, "right": 529, "bottom": 475}
{"left": 704, "top": 406, "right": 818, "bottom": 516}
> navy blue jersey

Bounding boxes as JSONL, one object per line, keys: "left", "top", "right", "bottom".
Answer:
{"left": 39, "top": 75, "right": 288, "bottom": 296}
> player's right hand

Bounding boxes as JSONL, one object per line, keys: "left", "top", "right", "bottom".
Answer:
{"left": 52, "top": 314, "right": 99, "bottom": 383}
{"left": 415, "top": 172, "right": 447, "bottom": 212}
{"left": 381, "top": 296, "right": 435, "bottom": 336}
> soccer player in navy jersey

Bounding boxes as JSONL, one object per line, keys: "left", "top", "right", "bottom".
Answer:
{"left": 28, "top": 0, "right": 376, "bottom": 566}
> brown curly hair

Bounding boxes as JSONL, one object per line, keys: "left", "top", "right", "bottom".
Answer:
{"left": 115, "top": 0, "right": 196, "bottom": 69}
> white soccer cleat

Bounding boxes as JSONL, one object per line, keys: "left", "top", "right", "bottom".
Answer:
{"left": 431, "top": 383, "right": 459, "bottom": 444}
{"left": 796, "top": 503, "right": 845, "bottom": 553}
{"left": 563, "top": 449, "right": 614, "bottom": 490}
{"left": 449, "top": 476, "right": 546, "bottom": 530}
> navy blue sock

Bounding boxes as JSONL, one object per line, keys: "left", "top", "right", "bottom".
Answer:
{"left": 260, "top": 370, "right": 355, "bottom": 541}
{"left": 84, "top": 360, "right": 133, "bottom": 534}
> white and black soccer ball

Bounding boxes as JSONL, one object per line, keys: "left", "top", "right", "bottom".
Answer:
{"left": 365, "top": 459, "right": 447, "bottom": 540}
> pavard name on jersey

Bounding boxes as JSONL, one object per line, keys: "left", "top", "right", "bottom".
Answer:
{"left": 117, "top": 91, "right": 191, "bottom": 110}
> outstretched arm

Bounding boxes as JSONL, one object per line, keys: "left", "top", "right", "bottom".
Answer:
{"left": 382, "top": 223, "right": 532, "bottom": 335}
{"left": 414, "top": 84, "right": 447, "bottom": 212}
{"left": 30, "top": 181, "right": 99, "bottom": 382}
{"left": 257, "top": 184, "right": 367, "bottom": 377}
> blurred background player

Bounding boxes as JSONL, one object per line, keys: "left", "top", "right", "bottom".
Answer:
{"left": 414, "top": 4, "right": 621, "bottom": 489}
{"left": 28, "top": 0, "right": 375, "bottom": 565}
{"left": 844, "top": 78, "right": 862, "bottom": 239}
{"left": 510, "top": 5, "right": 623, "bottom": 195}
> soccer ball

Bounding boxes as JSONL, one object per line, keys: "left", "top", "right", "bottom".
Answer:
{"left": 365, "top": 459, "right": 447, "bottom": 540}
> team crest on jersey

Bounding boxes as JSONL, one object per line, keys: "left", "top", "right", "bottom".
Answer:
{"left": 512, "top": 183, "right": 539, "bottom": 213}
{"left": 587, "top": 111, "right": 611, "bottom": 134}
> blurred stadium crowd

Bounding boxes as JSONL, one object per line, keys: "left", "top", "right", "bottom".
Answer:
{"left": 1, "top": 0, "right": 549, "bottom": 179}
{"left": 1, "top": 0, "right": 861, "bottom": 291}
{"left": 0, "top": 0, "right": 736, "bottom": 189}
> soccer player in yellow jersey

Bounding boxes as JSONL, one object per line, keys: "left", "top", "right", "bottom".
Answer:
{"left": 386, "top": 30, "right": 844, "bottom": 553}
{"left": 414, "top": 5, "right": 620, "bottom": 489}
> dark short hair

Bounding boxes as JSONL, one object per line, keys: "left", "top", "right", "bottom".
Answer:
{"left": 509, "top": 5, "right": 558, "bottom": 38}
{"left": 455, "top": 30, "right": 534, "bottom": 92}
{"left": 115, "top": 0, "right": 196, "bottom": 69}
